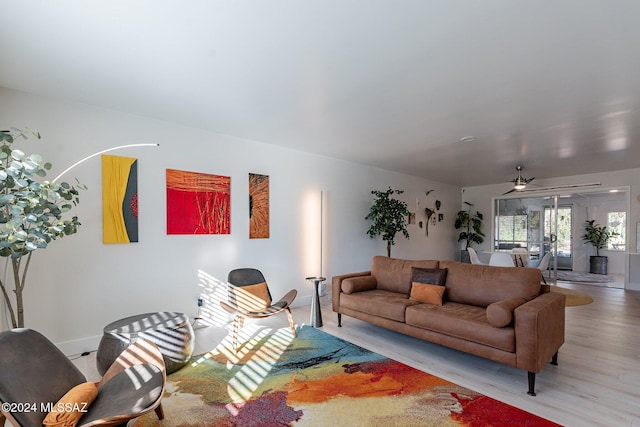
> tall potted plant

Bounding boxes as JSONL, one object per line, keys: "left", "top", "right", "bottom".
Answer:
{"left": 365, "top": 187, "right": 410, "bottom": 257}
{"left": 581, "top": 219, "right": 619, "bottom": 275}
{"left": 0, "top": 128, "right": 83, "bottom": 328}
{"left": 455, "top": 201, "right": 485, "bottom": 263}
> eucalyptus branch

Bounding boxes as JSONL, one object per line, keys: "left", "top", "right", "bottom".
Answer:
{"left": 0, "top": 278, "right": 17, "bottom": 327}
{"left": 19, "top": 252, "right": 33, "bottom": 292}
{"left": 0, "top": 127, "right": 83, "bottom": 327}
{"left": 11, "top": 258, "right": 22, "bottom": 293}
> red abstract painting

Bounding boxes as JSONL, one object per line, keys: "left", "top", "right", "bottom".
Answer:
{"left": 166, "top": 169, "right": 230, "bottom": 234}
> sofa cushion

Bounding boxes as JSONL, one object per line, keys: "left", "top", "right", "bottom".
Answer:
{"left": 340, "top": 289, "right": 420, "bottom": 322}
{"left": 410, "top": 283, "right": 445, "bottom": 306}
{"left": 439, "top": 261, "right": 541, "bottom": 308}
{"left": 405, "top": 302, "right": 516, "bottom": 352}
{"left": 371, "top": 256, "right": 439, "bottom": 294}
{"left": 411, "top": 267, "right": 448, "bottom": 286}
{"left": 486, "top": 297, "right": 527, "bottom": 327}
{"left": 341, "top": 276, "right": 378, "bottom": 294}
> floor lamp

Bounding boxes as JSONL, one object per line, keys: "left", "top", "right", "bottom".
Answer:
{"left": 306, "top": 190, "right": 325, "bottom": 327}
{"left": 52, "top": 143, "right": 159, "bottom": 183}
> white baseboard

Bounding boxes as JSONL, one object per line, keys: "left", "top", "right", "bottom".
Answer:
{"left": 627, "top": 282, "right": 640, "bottom": 291}
{"left": 293, "top": 295, "right": 312, "bottom": 307}
{"left": 55, "top": 294, "right": 333, "bottom": 356}
{"left": 56, "top": 334, "right": 102, "bottom": 356}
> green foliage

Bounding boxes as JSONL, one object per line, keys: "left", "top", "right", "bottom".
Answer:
{"left": 0, "top": 127, "right": 84, "bottom": 328}
{"left": 454, "top": 202, "right": 485, "bottom": 249}
{"left": 581, "top": 219, "right": 619, "bottom": 257}
{"left": 365, "top": 188, "right": 410, "bottom": 257}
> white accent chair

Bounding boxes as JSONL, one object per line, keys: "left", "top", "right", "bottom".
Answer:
{"left": 489, "top": 252, "right": 516, "bottom": 267}
{"left": 467, "top": 247, "right": 485, "bottom": 265}
{"left": 537, "top": 252, "right": 552, "bottom": 284}
{"left": 512, "top": 247, "right": 528, "bottom": 267}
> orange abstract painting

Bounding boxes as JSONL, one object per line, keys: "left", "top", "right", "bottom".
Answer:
{"left": 249, "top": 173, "right": 269, "bottom": 239}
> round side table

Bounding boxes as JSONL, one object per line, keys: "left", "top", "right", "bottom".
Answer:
{"left": 96, "top": 311, "right": 194, "bottom": 375}
{"left": 305, "top": 276, "right": 326, "bottom": 328}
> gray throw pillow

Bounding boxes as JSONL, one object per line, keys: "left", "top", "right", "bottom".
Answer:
{"left": 410, "top": 267, "right": 448, "bottom": 295}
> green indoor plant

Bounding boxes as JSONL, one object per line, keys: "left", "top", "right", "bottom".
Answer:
{"left": 365, "top": 187, "right": 410, "bottom": 257}
{"left": 581, "top": 219, "right": 619, "bottom": 275}
{"left": 0, "top": 128, "right": 83, "bottom": 328}
{"left": 455, "top": 201, "right": 485, "bottom": 262}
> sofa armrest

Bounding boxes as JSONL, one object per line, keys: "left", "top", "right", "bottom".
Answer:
{"left": 332, "top": 271, "right": 372, "bottom": 312}
{"left": 514, "top": 292, "right": 565, "bottom": 373}
{"left": 342, "top": 276, "right": 378, "bottom": 294}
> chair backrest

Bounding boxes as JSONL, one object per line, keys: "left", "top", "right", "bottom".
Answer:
{"left": 467, "top": 247, "right": 484, "bottom": 265}
{"left": 0, "top": 329, "right": 86, "bottom": 426}
{"left": 489, "top": 252, "right": 515, "bottom": 267}
{"left": 537, "top": 252, "right": 552, "bottom": 271}
{"left": 512, "top": 247, "right": 528, "bottom": 266}
{"left": 228, "top": 268, "right": 267, "bottom": 287}
{"left": 227, "top": 268, "right": 273, "bottom": 310}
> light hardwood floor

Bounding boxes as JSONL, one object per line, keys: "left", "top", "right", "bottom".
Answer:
{"left": 72, "top": 281, "right": 640, "bottom": 427}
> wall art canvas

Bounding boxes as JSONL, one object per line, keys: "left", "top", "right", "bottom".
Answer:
{"left": 249, "top": 173, "right": 270, "bottom": 239}
{"left": 166, "top": 169, "right": 231, "bottom": 235}
{"left": 102, "top": 154, "right": 138, "bottom": 244}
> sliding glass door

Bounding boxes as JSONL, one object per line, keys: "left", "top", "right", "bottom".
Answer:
{"left": 495, "top": 188, "right": 629, "bottom": 283}
{"left": 544, "top": 205, "right": 572, "bottom": 270}
{"left": 494, "top": 195, "right": 558, "bottom": 282}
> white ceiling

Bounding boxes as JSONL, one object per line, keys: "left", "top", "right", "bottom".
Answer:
{"left": 2, "top": 1, "right": 640, "bottom": 188}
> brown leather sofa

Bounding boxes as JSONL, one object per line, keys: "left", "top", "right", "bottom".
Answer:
{"left": 331, "top": 256, "right": 565, "bottom": 395}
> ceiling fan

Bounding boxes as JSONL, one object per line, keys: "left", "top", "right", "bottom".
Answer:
{"left": 503, "top": 165, "right": 536, "bottom": 195}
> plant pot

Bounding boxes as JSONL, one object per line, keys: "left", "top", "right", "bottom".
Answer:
{"left": 460, "top": 250, "right": 471, "bottom": 264}
{"left": 589, "top": 256, "right": 608, "bottom": 275}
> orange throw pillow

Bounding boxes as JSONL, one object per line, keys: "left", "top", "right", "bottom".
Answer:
{"left": 233, "top": 282, "right": 272, "bottom": 311}
{"left": 409, "top": 282, "right": 445, "bottom": 306}
{"left": 43, "top": 381, "right": 98, "bottom": 427}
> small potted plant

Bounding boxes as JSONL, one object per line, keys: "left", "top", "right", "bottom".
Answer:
{"left": 581, "top": 219, "right": 619, "bottom": 275}
{"left": 455, "top": 202, "right": 485, "bottom": 263}
{"left": 365, "top": 187, "right": 410, "bottom": 257}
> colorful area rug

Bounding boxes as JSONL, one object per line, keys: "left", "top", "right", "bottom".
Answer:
{"left": 132, "top": 325, "right": 559, "bottom": 426}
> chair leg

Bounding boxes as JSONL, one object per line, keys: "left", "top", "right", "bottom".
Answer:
{"left": 542, "top": 275, "right": 547, "bottom": 285}
{"left": 155, "top": 403, "right": 165, "bottom": 420}
{"left": 232, "top": 316, "right": 244, "bottom": 350}
{"left": 286, "top": 308, "right": 297, "bottom": 338}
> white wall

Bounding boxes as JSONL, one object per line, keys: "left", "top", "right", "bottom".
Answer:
{"left": 0, "top": 87, "right": 461, "bottom": 352}
{"left": 462, "top": 171, "right": 640, "bottom": 289}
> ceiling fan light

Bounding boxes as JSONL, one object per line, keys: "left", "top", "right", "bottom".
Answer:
{"left": 513, "top": 177, "right": 527, "bottom": 190}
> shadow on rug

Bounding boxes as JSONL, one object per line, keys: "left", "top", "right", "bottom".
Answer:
{"left": 132, "top": 325, "right": 559, "bottom": 426}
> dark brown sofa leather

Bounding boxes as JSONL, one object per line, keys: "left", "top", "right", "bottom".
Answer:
{"left": 332, "top": 256, "right": 565, "bottom": 395}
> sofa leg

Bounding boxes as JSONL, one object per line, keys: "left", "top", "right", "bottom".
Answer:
{"left": 527, "top": 372, "right": 536, "bottom": 396}
{"left": 337, "top": 313, "right": 342, "bottom": 327}
{"left": 551, "top": 351, "right": 558, "bottom": 365}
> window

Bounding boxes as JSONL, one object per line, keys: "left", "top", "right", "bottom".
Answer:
{"left": 495, "top": 214, "right": 527, "bottom": 249}
{"left": 607, "top": 211, "right": 626, "bottom": 250}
